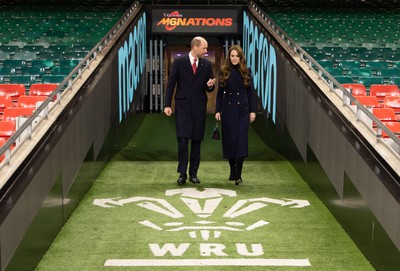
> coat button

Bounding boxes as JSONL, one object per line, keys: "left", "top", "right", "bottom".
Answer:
{"left": 237, "top": 92, "right": 239, "bottom": 95}
{"left": 228, "top": 102, "right": 231, "bottom": 105}
{"left": 223, "top": 91, "right": 226, "bottom": 94}
{"left": 237, "top": 102, "right": 240, "bottom": 105}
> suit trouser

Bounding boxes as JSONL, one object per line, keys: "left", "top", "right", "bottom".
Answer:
{"left": 177, "top": 137, "right": 201, "bottom": 177}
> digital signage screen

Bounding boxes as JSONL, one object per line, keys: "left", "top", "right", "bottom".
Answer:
{"left": 152, "top": 8, "right": 239, "bottom": 34}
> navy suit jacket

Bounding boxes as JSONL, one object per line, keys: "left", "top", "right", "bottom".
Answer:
{"left": 165, "top": 54, "right": 214, "bottom": 140}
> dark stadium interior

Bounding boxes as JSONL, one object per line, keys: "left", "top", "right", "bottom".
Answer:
{"left": 1, "top": 0, "right": 400, "bottom": 8}
{"left": 1, "top": 0, "right": 400, "bottom": 270}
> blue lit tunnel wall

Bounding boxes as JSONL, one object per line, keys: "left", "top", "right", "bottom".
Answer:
{"left": 118, "top": 12, "right": 147, "bottom": 123}
{"left": 243, "top": 11, "right": 277, "bottom": 124}
{"left": 243, "top": 9, "right": 400, "bottom": 271}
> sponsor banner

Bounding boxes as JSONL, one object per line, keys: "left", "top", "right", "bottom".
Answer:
{"left": 152, "top": 8, "right": 239, "bottom": 34}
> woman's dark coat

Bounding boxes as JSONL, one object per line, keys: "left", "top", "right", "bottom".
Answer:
{"left": 165, "top": 54, "right": 214, "bottom": 141}
{"left": 215, "top": 66, "right": 257, "bottom": 159}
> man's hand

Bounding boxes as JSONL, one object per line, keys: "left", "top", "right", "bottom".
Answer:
{"left": 249, "top": 112, "right": 256, "bottom": 123}
{"left": 164, "top": 107, "right": 172, "bottom": 116}
{"left": 207, "top": 78, "right": 216, "bottom": 87}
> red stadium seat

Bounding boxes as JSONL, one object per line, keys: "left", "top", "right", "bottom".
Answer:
{"left": 0, "top": 84, "right": 26, "bottom": 103}
{"left": 383, "top": 96, "right": 400, "bottom": 120}
{"left": 381, "top": 121, "right": 400, "bottom": 138}
{"left": 17, "top": 95, "right": 47, "bottom": 108}
{"left": 383, "top": 96, "right": 400, "bottom": 112}
{"left": 369, "top": 84, "right": 400, "bottom": 106}
{"left": 0, "top": 133, "right": 15, "bottom": 163}
{"left": 342, "top": 83, "right": 367, "bottom": 96}
{"left": 0, "top": 136, "right": 7, "bottom": 162}
{"left": 372, "top": 107, "right": 397, "bottom": 125}
{"left": 0, "top": 120, "right": 16, "bottom": 140}
{"left": 354, "top": 95, "right": 379, "bottom": 108}
{"left": 2, "top": 107, "right": 35, "bottom": 122}
{"left": 29, "top": 83, "right": 58, "bottom": 96}
{"left": 0, "top": 96, "right": 13, "bottom": 115}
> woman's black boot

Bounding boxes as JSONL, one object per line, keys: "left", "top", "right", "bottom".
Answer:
{"left": 228, "top": 159, "right": 236, "bottom": 181}
{"left": 234, "top": 157, "right": 244, "bottom": 185}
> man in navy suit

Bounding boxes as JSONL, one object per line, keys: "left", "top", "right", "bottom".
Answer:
{"left": 164, "top": 36, "right": 216, "bottom": 185}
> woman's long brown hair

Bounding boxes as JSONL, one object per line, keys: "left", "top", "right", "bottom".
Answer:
{"left": 219, "top": 45, "right": 250, "bottom": 87}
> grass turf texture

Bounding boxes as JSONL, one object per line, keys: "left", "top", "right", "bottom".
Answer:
{"left": 35, "top": 114, "right": 374, "bottom": 270}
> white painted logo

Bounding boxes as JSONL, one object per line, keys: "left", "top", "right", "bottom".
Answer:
{"left": 93, "top": 188, "right": 311, "bottom": 267}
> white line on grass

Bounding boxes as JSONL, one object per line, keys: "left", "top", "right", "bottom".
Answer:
{"left": 104, "top": 258, "right": 311, "bottom": 266}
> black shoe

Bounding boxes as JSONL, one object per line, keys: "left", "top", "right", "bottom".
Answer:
{"left": 229, "top": 168, "right": 238, "bottom": 181}
{"left": 235, "top": 178, "right": 243, "bottom": 186}
{"left": 189, "top": 176, "right": 201, "bottom": 184}
{"left": 177, "top": 174, "right": 187, "bottom": 185}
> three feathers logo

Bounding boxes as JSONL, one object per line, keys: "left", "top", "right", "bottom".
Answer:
{"left": 93, "top": 188, "right": 312, "bottom": 267}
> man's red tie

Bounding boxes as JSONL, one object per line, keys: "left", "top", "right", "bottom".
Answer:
{"left": 192, "top": 58, "right": 197, "bottom": 74}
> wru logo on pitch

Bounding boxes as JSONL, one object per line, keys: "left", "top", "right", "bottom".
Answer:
{"left": 93, "top": 188, "right": 312, "bottom": 267}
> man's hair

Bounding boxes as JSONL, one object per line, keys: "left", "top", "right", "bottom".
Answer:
{"left": 191, "top": 36, "right": 204, "bottom": 48}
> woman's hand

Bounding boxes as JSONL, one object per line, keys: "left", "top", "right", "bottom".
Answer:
{"left": 215, "top": 112, "right": 221, "bottom": 121}
{"left": 249, "top": 112, "right": 256, "bottom": 123}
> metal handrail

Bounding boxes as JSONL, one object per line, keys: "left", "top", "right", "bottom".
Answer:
{"left": 0, "top": 1, "right": 142, "bottom": 170}
{"left": 249, "top": 1, "right": 400, "bottom": 154}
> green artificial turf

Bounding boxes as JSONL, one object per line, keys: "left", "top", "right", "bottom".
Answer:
{"left": 35, "top": 113, "right": 375, "bottom": 271}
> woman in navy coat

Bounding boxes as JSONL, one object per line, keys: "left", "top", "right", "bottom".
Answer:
{"left": 215, "top": 45, "right": 257, "bottom": 185}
